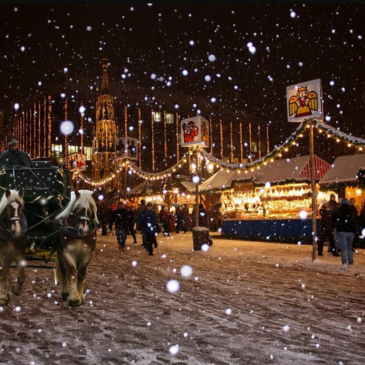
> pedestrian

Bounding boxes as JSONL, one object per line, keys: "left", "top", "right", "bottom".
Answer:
{"left": 160, "top": 206, "right": 171, "bottom": 236}
{"left": 127, "top": 206, "right": 137, "bottom": 244}
{"left": 181, "top": 204, "right": 190, "bottom": 232}
{"left": 328, "top": 193, "right": 340, "bottom": 256}
{"left": 139, "top": 201, "right": 159, "bottom": 256}
{"left": 109, "top": 201, "right": 129, "bottom": 252}
{"left": 0, "top": 138, "right": 33, "bottom": 168}
{"left": 317, "top": 199, "right": 336, "bottom": 256}
{"left": 175, "top": 205, "right": 184, "bottom": 233}
{"left": 209, "top": 202, "right": 218, "bottom": 232}
{"left": 135, "top": 199, "right": 147, "bottom": 247}
{"left": 349, "top": 197, "right": 360, "bottom": 248}
{"left": 332, "top": 198, "right": 360, "bottom": 270}
{"left": 198, "top": 203, "right": 209, "bottom": 228}
{"left": 96, "top": 199, "right": 109, "bottom": 236}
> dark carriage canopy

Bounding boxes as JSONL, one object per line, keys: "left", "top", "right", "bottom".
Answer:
{"left": 0, "top": 166, "right": 71, "bottom": 248}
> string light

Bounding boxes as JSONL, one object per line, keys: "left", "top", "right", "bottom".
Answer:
{"left": 249, "top": 122, "right": 252, "bottom": 162}
{"left": 240, "top": 122, "right": 243, "bottom": 163}
{"left": 151, "top": 109, "right": 155, "bottom": 172}
{"left": 47, "top": 95, "right": 52, "bottom": 158}
{"left": 63, "top": 98, "right": 67, "bottom": 168}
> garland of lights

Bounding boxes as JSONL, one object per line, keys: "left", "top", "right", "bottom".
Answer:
{"left": 75, "top": 118, "right": 365, "bottom": 188}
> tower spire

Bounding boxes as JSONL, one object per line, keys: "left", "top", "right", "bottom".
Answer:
{"left": 102, "top": 58, "right": 109, "bottom": 95}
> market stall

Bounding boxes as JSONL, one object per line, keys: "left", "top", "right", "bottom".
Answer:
{"left": 319, "top": 153, "right": 365, "bottom": 213}
{"left": 201, "top": 155, "right": 333, "bottom": 243}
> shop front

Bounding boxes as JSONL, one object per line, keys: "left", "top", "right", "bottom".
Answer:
{"left": 200, "top": 155, "right": 333, "bottom": 243}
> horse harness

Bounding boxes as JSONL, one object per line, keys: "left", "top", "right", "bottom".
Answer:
{"left": 0, "top": 211, "right": 28, "bottom": 241}
{"left": 59, "top": 216, "right": 97, "bottom": 239}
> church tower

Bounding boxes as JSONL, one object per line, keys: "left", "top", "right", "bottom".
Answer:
{"left": 92, "top": 58, "right": 118, "bottom": 180}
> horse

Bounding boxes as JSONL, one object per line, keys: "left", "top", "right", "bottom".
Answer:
{"left": 54, "top": 189, "right": 99, "bottom": 307}
{"left": 0, "top": 188, "right": 27, "bottom": 306}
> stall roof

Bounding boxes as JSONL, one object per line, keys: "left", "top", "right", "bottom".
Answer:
{"left": 128, "top": 175, "right": 196, "bottom": 196}
{"left": 199, "top": 155, "right": 330, "bottom": 192}
{"left": 251, "top": 155, "right": 330, "bottom": 185}
{"left": 319, "top": 154, "right": 365, "bottom": 184}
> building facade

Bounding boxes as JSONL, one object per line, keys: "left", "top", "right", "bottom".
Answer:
{"left": 1, "top": 59, "right": 271, "bottom": 184}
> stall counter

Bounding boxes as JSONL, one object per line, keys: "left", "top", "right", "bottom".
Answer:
{"left": 222, "top": 218, "right": 321, "bottom": 244}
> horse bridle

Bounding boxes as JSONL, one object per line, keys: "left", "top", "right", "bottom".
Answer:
{"left": 0, "top": 209, "right": 28, "bottom": 239}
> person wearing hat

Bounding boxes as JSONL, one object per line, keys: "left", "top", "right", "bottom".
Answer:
{"left": 332, "top": 197, "right": 360, "bottom": 270}
{"left": 0, "top": 138, "right": 32, "bottom": 168}
{"left": 138, "top": 201, "right": 158, "bottom": 256}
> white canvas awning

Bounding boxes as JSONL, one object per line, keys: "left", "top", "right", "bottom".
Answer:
{"left": 319, "top": 154, "right": 365, "bottom": 184}
{"left": 199, "top": 155, "right": 330, "bottom": 192}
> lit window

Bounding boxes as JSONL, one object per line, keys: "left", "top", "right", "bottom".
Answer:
{"left": 166, "top": 113, "right": 174, "bottom": 124}
{"left": 154, "top": 112, "right": 161, "bottom": 122}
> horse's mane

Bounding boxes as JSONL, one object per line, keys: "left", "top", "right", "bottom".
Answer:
{"left": 0, "top": 189, "right": 23, "bottom": 215}
{"left": 56, "top": 190, "right": 99, "bottom": 224}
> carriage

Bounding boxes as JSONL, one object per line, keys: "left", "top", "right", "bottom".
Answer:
{"left": 0, "top": 161, "right": 72, "bottom": 270}
{"left": 0, "top": 162, "right": 99, "bottom": 307}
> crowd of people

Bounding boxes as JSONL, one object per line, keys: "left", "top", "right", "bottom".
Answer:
{"left": 97, "top": 199, "right": 221, "bottom": 256}
{"left": 317, "top": 193, "right": 364, "bottom": 270}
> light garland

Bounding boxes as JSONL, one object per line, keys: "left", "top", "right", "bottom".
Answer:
{"left": 47, "top": 95, "right": 52, "bottom": 158}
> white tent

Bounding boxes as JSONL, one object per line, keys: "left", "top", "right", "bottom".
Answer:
{"left": 199, "top": 155, "right": 330, "bottom": 192}
{"left": 319, "top": 154, "right": 365, "bottom": 185}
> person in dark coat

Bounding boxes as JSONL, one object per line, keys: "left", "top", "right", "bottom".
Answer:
{"left": 317, "top": 200, "right": 336, "bottom": 256}
{"left": 139, "top": 202, "right": 159, "bottom": 256}
{"left": 328, "top": 194, "right": 340, "bottom": 255}
{"left": 109, "top": 202, "right": 129, "bottom": 251}
{"left": 332, "top": 198, "right": 360, "bottom": 270}
{"left": 175, "top": 206, "right": 185, "bottom": 233}
{"left": 97, "top": 200, "right": 109, "bottom": 236}
{"left": 349, "top": 197, "right": 360, "bottom": 248}
{"left": 0, "top": 138, "right": 32, "bottom": 168}
{"left": 160, "top": 206, "right": 171, "bottom": 236}
{"left": 198, "top": 203, "right": 209, "bottom": 228}
{"left": 127, "top": 206, "right": 137, "bottom": 244}
{"left": 135, "top": 199, "right": 147, "bottom": 247}
{"left": 181, "top": 204, "right": 190, "bottom": 231}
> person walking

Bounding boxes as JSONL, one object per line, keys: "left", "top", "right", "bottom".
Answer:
{"left": 160, "top": 206, "right": 171, "bottom": 236}
{"left": 181, "top": 204, "right": 190, "bottom": 232}
{"left": 0, "top": 138, "right": 33, "bottom": 168}
{"left": 332, "top": 198, "right": 360, "bottom": 270}
{"left": 135, "top": 199, "right": 147, "bottom": 247}
{"left": 349, "top": 197, "right": 360, "bottom": 248}
{"left": 175, "top": 205, "right": 184, "bottom": 233}
{"left": 317, "top": 199, "right": 336, "bottom": 256}
{"left": 328, "top": 193, "right": 340, "bottom": 256}
{"left": 198, "top": 203, "right": 209, "bottom": 228}
{"left": 127, "top": 206, "right": 137, "bottom": 244}
{"left": 139, "top": 202, "right": 159, "bottom": 256}
{"left": 109, "top": 201, "right": 129, "bottom": 252}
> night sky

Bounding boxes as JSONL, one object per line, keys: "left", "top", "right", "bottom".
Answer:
{"left": 1, "top": 4, "right": 365, "bottom": 146}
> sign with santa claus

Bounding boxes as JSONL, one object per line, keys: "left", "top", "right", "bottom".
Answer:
{"left": 180, "top": 116, "right": 209, "bottom": 147}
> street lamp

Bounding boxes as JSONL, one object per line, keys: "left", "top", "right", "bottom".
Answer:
{"left": 192, "top": 174, "right": 200, "bottom": 227}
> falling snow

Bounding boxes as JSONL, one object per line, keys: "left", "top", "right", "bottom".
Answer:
{"left": 0, "top": 232, "right": 364, "bottom": 364}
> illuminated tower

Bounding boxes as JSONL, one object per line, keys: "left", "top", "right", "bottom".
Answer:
{"left": 92, "top": 58, "right": 118, "bottom": 180}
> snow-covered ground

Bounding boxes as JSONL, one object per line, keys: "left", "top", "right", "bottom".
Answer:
{"left": 1, "top": 231, "right": 364, "bottom": 365}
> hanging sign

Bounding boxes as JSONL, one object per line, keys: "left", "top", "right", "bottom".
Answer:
{"left": 68, "top": 153, "right": 87, "bottom": 172}
{"left": 180, "top": 115, "right": 209, "bottom": 147}
{"left": 115, "top": 136, "right": 139, "bottom": 160}
{"left": 287, "top": 79, "right": 323, "bottom": 123}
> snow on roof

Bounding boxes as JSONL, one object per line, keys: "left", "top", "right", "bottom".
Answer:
{"left": 319, "top": 154, "right": 365, "bottom": 184}
{"left": 199, "top": 155, "right": 330, "bottom": 192}
{"left": 252, "top": 155, "right": 313, "bottom": 184}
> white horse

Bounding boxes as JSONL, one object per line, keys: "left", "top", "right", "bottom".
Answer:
{"left": 54, "top": 190, "right": 99, "bottom": 307}
{"left": 0, "top": 188, "right": 27, "bottom": 306}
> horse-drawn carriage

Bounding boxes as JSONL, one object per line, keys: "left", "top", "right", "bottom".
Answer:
{"left": 0, "top": 162, "right": 71, "bottom": 265}
{"left": 0, "top": 163, "right": 99, "bottom": 307}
